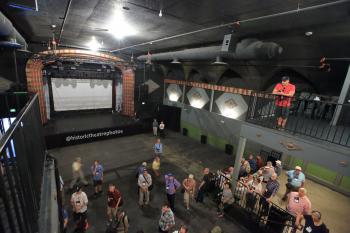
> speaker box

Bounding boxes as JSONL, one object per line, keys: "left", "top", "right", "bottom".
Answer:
{"left": 225, "top": 144, "right": 233, "bottom": 155}
{"left": 182, "top": 128, "right": 188, "bottom": 136}
{"left": 221, "top": 34, "right": 238, "bottom": 52}
{"left": 200, "top": 135, "right": 207, "bottom": 144}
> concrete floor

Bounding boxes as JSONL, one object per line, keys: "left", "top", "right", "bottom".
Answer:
{"left": 51, "top": 132, "right": 350, "bottom": 233}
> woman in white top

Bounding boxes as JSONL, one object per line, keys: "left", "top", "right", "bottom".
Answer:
{"left": 70, "top": 186, "right": 89, "bottom": 221}
{"left": 159, "top": 121, "right": 165, "bottom": 138}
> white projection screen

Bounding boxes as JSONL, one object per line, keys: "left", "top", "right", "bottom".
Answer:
{"left": 51, "top": 78, "right": 113, "bottom": 111}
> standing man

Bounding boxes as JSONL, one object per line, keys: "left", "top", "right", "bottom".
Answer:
{"left": 138, "top": 169, "right": 152, "bottom": 206}
{"left": 70, "top": 185, "right": 88, "bottom": 229}
{"left": 248, "top": 154, "right": 258, "bottom": 173}
{"left": 196, "top": 168, "right": 211, "bottom": 203}
{"left": 91, "top": 160, "right": 103, "bottom": 197}
{"left": 182, "top": 174, "right": 196, "bottom": 210}
{"left": 272, "top": 76, "right": 296, "bottom": 130}
{"left": 260, "top": 173, "right": 279, "bottom": 215}
{"left": 115, "top": 209, "right": 129, "bottom": 233}
{"left": 158, "top": 202, "right": 175, "bottom": 233}
{"left": 153, "top": 119, "right": 159, "bottom": 136}
{"left": 70, "top": 157, "right": 88, "bottom": 189}
{"left": 154, "top": 138, "right": 163, "bottom": 157}
{"left": 107, "top": 184, "right": 122, "bottom": 225}
{"left": 164, "top": 173, "right": 181, "bottom": 212}
{"left": 295, "top": 210, "right": 329, "bottom": 233}
{"left": 159, "top": 121, "right": 165, "bottom": 138}
{"left": 287, "top": 188, "right": 311, "bottom": 217}
{"left": 282, "top": 166, "right": 305, "bottom": 201}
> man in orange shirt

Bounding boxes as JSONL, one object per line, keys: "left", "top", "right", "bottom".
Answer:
{"left": 272, "top": 76, "right": 296, "bottom": 130}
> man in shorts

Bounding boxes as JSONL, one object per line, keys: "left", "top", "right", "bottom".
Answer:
{"left": 272, "top": 76, "right": 296, "bottom": 130}
{"left": 107, "top": 184, "right": 122, "bottom": 226}
{"left": 91, "top": 160, "right": 103, "bottom": 197}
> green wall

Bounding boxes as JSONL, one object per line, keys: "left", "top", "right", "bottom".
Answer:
{"left": 182, "top": 121, "right": 350, "bottom": 193}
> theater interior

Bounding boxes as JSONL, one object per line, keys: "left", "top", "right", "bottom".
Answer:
{"left": 0, "top": 0, "right": 350, "bottom": 233}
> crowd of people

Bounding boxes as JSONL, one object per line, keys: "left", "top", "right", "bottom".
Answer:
{"left": 61, "top": 134, "right": 329, "bottom": 233}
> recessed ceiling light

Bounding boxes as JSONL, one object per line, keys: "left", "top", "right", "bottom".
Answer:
{"left": 51, "top": 24, "right": 56, "bottom": 28}
{"left": 305, "top": 31, "right": 313, "bottom": 36}
{"left": 159, "top": 9, "right": 162, "bottom": 17}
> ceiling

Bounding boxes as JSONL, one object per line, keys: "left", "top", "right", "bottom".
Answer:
{"left": 1, "top": 0, "right": 350, "bottom": 57}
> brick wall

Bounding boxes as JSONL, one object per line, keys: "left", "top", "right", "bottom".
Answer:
{"left": 25, "top": 49, "right": 134, "bottom": 123}
{"left": 26, "top": 59, "right": 46, "bottom": 123}
{"left": 122, "top": 69, "right": 135, "bottom": 116}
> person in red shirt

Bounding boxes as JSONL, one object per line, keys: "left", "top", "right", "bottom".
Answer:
{"left": 107, "top": 184, "right": 123, "bottom": 226}
{"left": 272, "top": 76, "right": 296, "bottom": 130}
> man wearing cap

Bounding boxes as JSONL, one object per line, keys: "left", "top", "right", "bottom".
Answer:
{"left": 282, "top": 166, "right": 305, "bottom": 201}
{"left": 164, "top": 173, "right": 181, "bottom": 212}
{"left": 274, "top": 160, "right": 282, "bottom": 177}
{"left": 138, "top": 169, "right": 152, "bottom": 206}
{"left": 272, "top": 76, "right": 296, "bottom": 130}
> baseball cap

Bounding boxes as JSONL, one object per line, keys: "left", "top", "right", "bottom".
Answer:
{"left": 276, "top": 160, "right": 281, "bottom": 165}
{"left": 142, "top": 162, "right": 147, "bottom": 166}
{"left": 295, "top": 166, "right": 302, "bottom": 171}
{"left": 167, "top": 173, "right": 174, "bottom": 177}
{"left": 281, "top": 76, "right": 290, "bottom": 81}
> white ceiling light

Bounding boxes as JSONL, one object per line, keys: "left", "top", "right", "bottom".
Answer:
{"left": 87, "top": 36, "right": 101, "bottom": 51}
{"left": 305, "top": 31, "right": 313, "bottom": 36}
{"left": 107, "top": 5, "right": 137, "bottom": 39}
{"left": 212, "top": 56, "right": 228, "bottom": 65}
{"left": 159, "top": 9, "right": 163, "bottom": 17}
{"left": 171, "top": 58, "right": 181, "bottom": 64}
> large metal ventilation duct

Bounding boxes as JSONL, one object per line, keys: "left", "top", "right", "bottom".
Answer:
{"left": 0, "top": 11, "right": 28, "bottom": 49}
{"left": 137, "top": 38, "right": 283, "bottom": 62}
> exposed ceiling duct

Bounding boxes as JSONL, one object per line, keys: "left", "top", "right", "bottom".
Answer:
{"left": 137, "top": 38, "right": 283, "bottom": 62}
{"left": 0, "top": 11, "right": 27, "bottom": 49}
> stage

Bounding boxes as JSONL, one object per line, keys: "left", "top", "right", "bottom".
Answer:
{"left": 44, "top": 112, "right": 150, "bottom": 149}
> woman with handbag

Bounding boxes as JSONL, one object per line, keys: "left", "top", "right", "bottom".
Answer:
{"left": 182, "top": 174, "right": 196, "bottom": 210}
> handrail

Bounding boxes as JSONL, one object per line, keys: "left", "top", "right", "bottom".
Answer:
{"left": 0, "top": 93, "right": 35, "bottom": 152}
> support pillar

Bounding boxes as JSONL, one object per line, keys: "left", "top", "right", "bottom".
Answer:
{"left": 232, "top": 136, "right": 247, "bottom": 190}
{"left": 209, "top": 89, "right": 214, "bottom": 112}
{"left": 331, "top": 64, "right": 350, "bottom": 125}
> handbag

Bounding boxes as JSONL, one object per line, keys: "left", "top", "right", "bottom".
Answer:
{"left": 143, "top": 174, "right": 153, "bottom": 191}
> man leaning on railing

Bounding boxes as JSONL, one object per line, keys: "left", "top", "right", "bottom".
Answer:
{"left": 272, "top": 76, "right": 296, "bottom": 131}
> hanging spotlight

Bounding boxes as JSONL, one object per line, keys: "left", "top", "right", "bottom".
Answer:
{"left": 171, "top": 58, "right": 181, "bottom": 64}
{"left": 159, "top": 9, "right": 163, "bottom": 17}
{"left": 212, "top": 56, "right": 228, "bottom": 65}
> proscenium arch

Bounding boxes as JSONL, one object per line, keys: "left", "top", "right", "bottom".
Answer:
{"left": 26, "top": 49, "right": 134, "bottom": 123}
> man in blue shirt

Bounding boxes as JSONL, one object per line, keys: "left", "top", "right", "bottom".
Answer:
{"left": 248, "top": 154, "right": 258, "bottom": 173}
{"left": 282, "top": 166, "right": 305, "bottom": 201}
{"left": 91, "top": 160, "right": 103, "bottom": 197}
{"left": 154, "top": 138, "right": 163, "bottom": 156}
{"left": 164, "top": 173, "right": 181, "bottom": 212}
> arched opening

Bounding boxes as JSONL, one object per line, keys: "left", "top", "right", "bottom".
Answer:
{"left": 166, "top": 67, "right": 185, "bottom": 80}
{"left": 264, "top": 68, "right": 317, "bottom": 94}
{"left": 188, "top": 69, "right": 207, "bottom": 83}
{"left": 217, "top": 69, "right": 246, "bottom": 88}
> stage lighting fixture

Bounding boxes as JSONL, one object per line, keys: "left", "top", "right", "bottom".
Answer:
{"left": 87, "top": 36, "right": 101, "bottom": 51}
{"left": 166, "top": 84, "right": 182, "bottom": 102}
{"left": 142, "top": 101, "right": 145, "bottom": 105}
{"left": 187, "top": 87, "right": 209, "bottom": 109}
{"left": 107, "top": 6, "right": 138, "bottom": 39}
{"left": 215, "top": 93, "right": 248, "bottom": 119}
{"left": 159, "top": 9, "right": 163, "bottom": 17}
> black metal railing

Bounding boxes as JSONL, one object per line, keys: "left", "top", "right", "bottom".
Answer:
{"left": 0, "top": 93, "right": 47, "bottom": 233}
{"left": 246, "top": 92, "right": 350, "bottom": 147}
{"left": 213, "top": 173, "right": 295, "bottom": 233}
